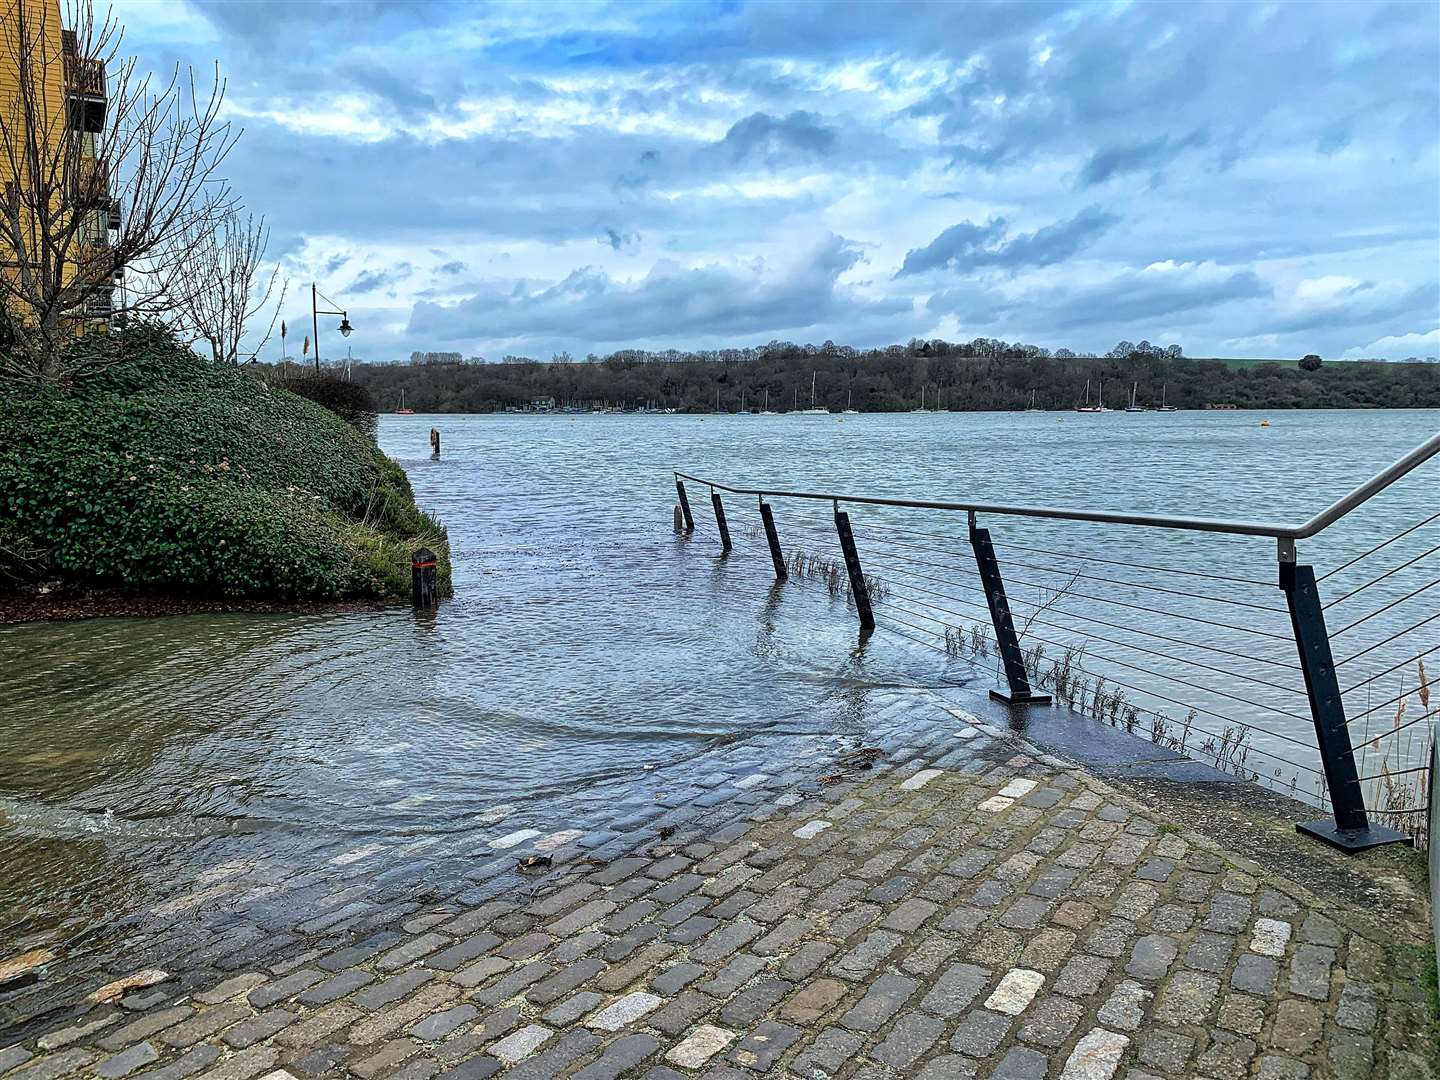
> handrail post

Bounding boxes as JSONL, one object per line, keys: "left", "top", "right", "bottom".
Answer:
{"left": 675, "top": 477, "right": 694, "bottom": 533}
{"left": 1280, "top": 546, "right": 1410, "bottom": 851}
{"left": 968, "top": 512, "right": 1051, "bottom": 706}
{"left": 759, "top": 499, "right": 787, "bottom": 580}
{"left": 711, "top": 489, "right": 732, "bottom": 553}
{"left": 833, "top": 502, "right": 875, "bottom": 634}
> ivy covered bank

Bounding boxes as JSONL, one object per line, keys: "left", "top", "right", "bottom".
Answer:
{"left": 0, "top": 325, "right": 451, "bottom": 606}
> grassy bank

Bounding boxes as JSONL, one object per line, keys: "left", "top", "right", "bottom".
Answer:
{"left": 0, "top": 325, "right": 451, "bottom": 604}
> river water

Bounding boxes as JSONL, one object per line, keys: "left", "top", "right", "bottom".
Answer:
{"left": 1, "top": 408, "right": 1436, "bottom": 948}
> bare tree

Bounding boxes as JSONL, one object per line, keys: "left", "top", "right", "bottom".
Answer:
{"left": 0, "top": 0, "right": 239, "bottom": 382}
{"left": 177, "top": 209, "right": 285, "bottom": 364}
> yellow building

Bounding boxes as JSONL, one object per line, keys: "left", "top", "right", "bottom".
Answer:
{"left": 0, "top": 0, "right": 116, "bottom": 328}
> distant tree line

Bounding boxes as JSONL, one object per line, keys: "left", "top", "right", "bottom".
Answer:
{"left": 288, "top": 336, "right": 1438, "bottom": 413}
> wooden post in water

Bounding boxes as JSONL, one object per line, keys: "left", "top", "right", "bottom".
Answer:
{"left": 430, "top": 428, "right": 440, "bottom": 459}
{"left": 412, "top": 547, "right": 438, "bottom": 609}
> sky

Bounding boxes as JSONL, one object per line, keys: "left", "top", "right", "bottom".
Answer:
{"left": 115, "top": 0, "right": 1440, "bottom": 362}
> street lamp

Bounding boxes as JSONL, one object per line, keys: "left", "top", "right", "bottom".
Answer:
{"left": 311, "top": 282, "right": 353, "bottom": 373}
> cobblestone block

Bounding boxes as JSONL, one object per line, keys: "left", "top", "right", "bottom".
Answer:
{"left": 791, "top": 1027, "right": 863, "bottom": 1077}
{"left": 665, "top": 1025, "right": 735, "bottom": 1069}
{"left": 1125, "top": 935, "right": 1178, "bottom": 979}
{"left": 95, "top": 1043, "right": 160, "bottom": 1079}
{"left": 1096, "top": 979, "right": 1150, "bottom": 1032}
{"left": 949, "top": 1010, "right": 1010, "bottom": 1056}
{"left": 839, "top": 973, "right": 917, "bottom": 1031}
{"left": 1061, "top": 1027, "right": 1130, "bottom": 1080}
{"left": 1288, "top": 944, "right": 1334, "bottom": 1000}
{"left": 727, "top": 1021, "right": 800, "bottom": 1071}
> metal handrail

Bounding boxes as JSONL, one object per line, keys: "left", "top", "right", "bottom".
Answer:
{"left": 676, "top": 431, "right": 1440, "bottom": 541}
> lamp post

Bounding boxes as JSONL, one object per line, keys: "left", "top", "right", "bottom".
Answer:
{"left": 311, "top": 282, "right": 353, "bottom": 373}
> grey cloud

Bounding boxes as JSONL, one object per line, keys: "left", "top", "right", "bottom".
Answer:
{"left": 602, "top": 228, "right": 640, "bottom": 251}
{"left": 407, "top": 235, "right": 910, "bottom": 346}
{"left": 718, "top": 111, "right": 837, "bottom": 164}
{"left": 1079, "top": 131, "right": 1208, "bottom": 187}
{"left": 350, "top": 264, "right": 412, "bottom": 295}
{"left": 930, "top": 266, "right": 1269, "bottom": 331}
{"left": 1267, "top": 282, "right": 1439, "bottom": 336}
{"left": 898, "top": 206, "right": 1117, "bottom": 277}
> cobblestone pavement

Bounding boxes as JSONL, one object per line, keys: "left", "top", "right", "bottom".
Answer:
{"left": 1, "top": 703, "right": 1435, "bottom": 1079}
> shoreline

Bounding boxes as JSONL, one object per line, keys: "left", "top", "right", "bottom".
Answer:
{"left": 0, "top": 587, "right": 402, "bottom": 626}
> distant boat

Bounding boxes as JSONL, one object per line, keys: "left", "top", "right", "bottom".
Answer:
{"left": 1076, "top": 379, "right": 1107, "bottom": 413}
{"left": 843, "top": 389, "right": 859, "bottom": 414}
{"left": 395, "top": 389, "right": 414, "bottom": 415}
{"left": 1026, "top": 389, "right": 1040, "bottom": 412}
{"left": 799, "top": 371, "right": 828, "bottom": 414}
{"left": 759, "top": 389, "right": 776, "bottom": 415}
{"left": 912, "top": 385, "right": 932, "bottom": 413}
{"left": 1124, "top": 381, "right": 1145, "bottom": 413}
{"left": 1151, "top": 384, "right": 1177, "bottom": 412}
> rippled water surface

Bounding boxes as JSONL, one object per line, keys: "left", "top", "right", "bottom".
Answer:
{"left": 2, "top": 408, "right": 1436, "bottom": 942}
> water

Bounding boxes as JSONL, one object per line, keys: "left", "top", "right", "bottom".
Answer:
{"left": 1, "top": 408, "right": 1436, "bottom": 946}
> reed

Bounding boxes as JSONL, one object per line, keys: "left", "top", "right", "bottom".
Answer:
{"left": 1362, "top": 659, "right": 1434, "bottom": 849}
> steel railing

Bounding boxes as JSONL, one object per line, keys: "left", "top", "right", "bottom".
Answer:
{"left": 674, "top": 431, "right": 1440, "bottom": 853}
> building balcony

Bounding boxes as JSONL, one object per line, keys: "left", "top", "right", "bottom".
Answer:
{"left": 71, "top": 158, "right": 110, "bottom": 205}
{"left": 64, "top": 55, "right": 106, "bottom": 100}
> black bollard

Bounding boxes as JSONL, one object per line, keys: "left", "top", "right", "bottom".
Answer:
{"left": 412, "top": 547, "right": 437, "bottom": 609}
{"left": 430, "top": 428, "right": 440, "bottom": 459}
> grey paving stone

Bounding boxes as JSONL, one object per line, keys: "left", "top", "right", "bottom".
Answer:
{"left": 130, "top": 1045, "right": 222, "bottom": 1080}
{"left": 919, "top": 962, "right": 990, "bottom": 1018}
{"left": 839, "top": 972, "right": 917, "bottom": 1032}
{"left": 727, "top": 1021, "right": 801, "bottom": 1071}
{"left": 950, "top": 1010, "right": 1010, "bottom": 1056}
{"left": 1231, "top": 954, "right": 1278, "bottom": 994}
{"left": 95, "top": 1043, "right": 160, "bottom": 1079}
{"left": 297, "top": 967, "right": 375, "bottom": 1005}
{"left": 410, "top": 1004, "right": 480, "bottom": 1041}
{"left": 871, "top": 1011, "right": 945, "bottom": 1068}
{"left": 1126, "top": 935, "right": 1179, "bottom": 979}
{"left": 990, "top": 1045, "right": 1048, "bottom": 1079}
{"left": 791, "top": 1027, "right": 864, "bottom": 1077}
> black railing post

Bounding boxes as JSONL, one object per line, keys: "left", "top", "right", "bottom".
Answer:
{"left": 968, "top": 512, "right": 1051, "bottom": 706}
{"left": 759, "top": 499, "right": 787, "bottom": 580}
{"left": 833, "top": 502, "right": 874, "bottom": 633}
{"left": 711, "top": 490, "right": 732, "bottom": 553}
{"left": 675, "top": 477, "right": 694, "bottom": 533}
{"left": 1280, "top": 545, "right": 1409, "bottom": 851}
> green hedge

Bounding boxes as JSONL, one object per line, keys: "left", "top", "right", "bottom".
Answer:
{"left": 0, "top": 325, "right": 452, "bottom": 601}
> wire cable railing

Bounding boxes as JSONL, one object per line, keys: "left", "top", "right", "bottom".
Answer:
{"left": 673, "top": 430, "right": 1440, "bottom": 852}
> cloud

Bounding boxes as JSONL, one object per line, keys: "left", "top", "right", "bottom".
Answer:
{"left": 717, "top": 111, "right": 838, "bottom": 164}
{"left": 897, "top": 206, "right": 1117, "bottom": 277}
{"left": 1267, "top": 279, "right": 1438, "bottom": 336}
{"left": 602, "top": 228, "right": 640, "bottom": 251}
{"left": 407, "top": 234, "right": 911, "bottom": 347}
{"left": 929, "top": 260, "right": 1270, "bottom": 331}
{"left": 1078, "top": 131, "right": 1208, "bottom": 186}
{"left": 349, "top": 264, "right": 413, "bottom": 295}
{"left": 1342, "top": 328, "right": 1440, "bottom": 360}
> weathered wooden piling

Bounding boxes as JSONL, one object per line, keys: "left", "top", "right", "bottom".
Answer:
{"left": 412, "top": 547, "right": 438, "bottom": 608}
{"left": 430, "top": 428, "right": 441, "bottom": 459}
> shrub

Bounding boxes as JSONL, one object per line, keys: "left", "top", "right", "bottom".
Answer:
{"left": 0, "top": 325, "right": 450, "bottom": 601}
{"left": 284, "top": 374, "right": 379, "bottom": 440}
{"left": 1299, "top": 354, "right": 1323, "bottom": 371}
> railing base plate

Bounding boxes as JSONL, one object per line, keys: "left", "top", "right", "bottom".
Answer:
{"left": 1295, "top": 819, "right": 1412, "bottom": 852}
{"left": 989, "top": 689, "right": 1052, "bottom": 707}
